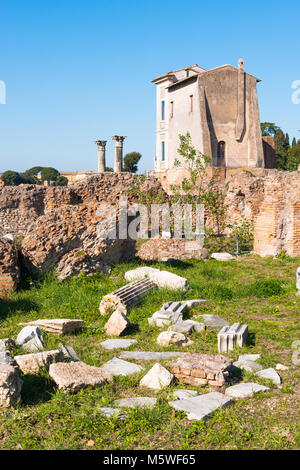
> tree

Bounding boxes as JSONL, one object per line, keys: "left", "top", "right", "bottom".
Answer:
{"left": 123, "top": 152, "right": 142, "bottom": 173}
{"left": 40, "top": 167, "right": 60, "bottom": 183}
{"left": 54, "top": 175, "right": 68, "bottom": 186}
{"left": 1, "top": 170, "right": 23, "bottom": 186}
{"left": 105, "top": 166, "right": 113, "bottom": 172}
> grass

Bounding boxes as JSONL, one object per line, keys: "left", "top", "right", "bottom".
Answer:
{"left": 0, "top": 254, "right": 299, "bottom": 450}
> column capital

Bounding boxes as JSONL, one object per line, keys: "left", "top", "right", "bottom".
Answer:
{"left": 94, "top": 140, "right": 107, "bottom": 148}
{"left": 112, "top": 135, "right": 126, "bottom": 146}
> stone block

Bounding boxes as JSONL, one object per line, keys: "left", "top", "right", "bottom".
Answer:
{"left": 0, "top": 364, "right": 23, "bottom": 408}
{"left": 168, "top": 392, "right": 233, "bottom": 421}
{"left": 211, "top": 253, "right": 236, "bottom": 261}
{"left": 218, "top": 323, "right": 248, "bottom": 353}
{"left": 49, "top": 361, "right": 112, "bottom": 392}
{"left": 238, "top": 354, "right": 261, "bottom": 362}
{"left": 196, "top": 314, "right": 228, "bottom": 331}
{"left": 119, "top": 351, "right": 183, "bottom": 362}
{"left": 139, "top": 363, "right": 173, "bottom": 390}
{"left": 18, "top": 319, "right": 83, "bottom": 335}
{"left": 124, "top": 267, "right": 189, "bottom": 291}
{"left": 233, "top": 360, "right": 263, "bottom": 373}
{"left": 0, "top": 338, "right": 16, "bottom": 352}
{"left": 0, "top": 351, "right": 16, "bottom": 366}
{"left": 104, "top": 310, "right": 130, "bottom": 336}
{"left": 14, "top": 349, "right": 65, "bottom": 375}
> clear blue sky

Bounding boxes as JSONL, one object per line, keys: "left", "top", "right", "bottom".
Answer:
{"left": 0, "top": 0, "right": 299, "bottom": 174}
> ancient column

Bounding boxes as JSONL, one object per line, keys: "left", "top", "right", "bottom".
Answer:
{"left": 112, "top": 136, "right": 126, "bottom": 172}
{"left": 95, "top": 140, "right": 107, "bottom": 173}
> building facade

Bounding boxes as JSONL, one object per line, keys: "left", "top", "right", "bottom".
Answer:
{"left": 152, "top": 59, "right": 266, "bottom": 174}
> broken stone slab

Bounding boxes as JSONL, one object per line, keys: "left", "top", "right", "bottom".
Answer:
{"left": 157, "top": 331, "right": 193, "bottom": 347}
{"left": 119, "top": 351, "right": 184, "bottom": 362}
{"left": 196, "top": 314, "right": 229, "bottom": 331}
{"left": 104, "top": 309, "right": 130, "bottom": 336}
{"left": 98, "top": 407, "right": 125, "bottom": 420}
{"left": 238, "top": 354, "right": 261, "bottom": 362}
{"left": 0, "top": 338, "right": 16, "bottom": 352}
{"left": 211, "top": 253, "right": 236, "bottom": 261}
{"left": 14, "top": 349, "right": 65, "bottom": 375}
{"left": 168, "top": 392, "right": 233, "bottom": 421}
{"left": 140, "top": 363, "right": 173, "bottom": 390}
{"left": 115, "top": 397, "right": 157, "bottom": 409}
{"left": 182, "top": 299, "right": 207, "bottom": 308}
{"left": 100, "top": 339, "right": 137, "bottom": 351}
{"left": 0, "top": 364, "right": 23, "bottom": 408}
{"left": 256, "top": 368, "right": 281, "bottom": 385}
{"left": 218, "top": 323, "right": 248, "bottom": 353}
{"left": 18, "top": 319, "right": 83, "bottom": 335}
{"left": 100, "top": 279, "right": 157, "bottom": 315}
{"left": 233, "top": 360, "right": 263, "bottom": 373}
{"left": 124, "top": 267, "right": 190, "bottom": 291}
{"left": 225, "top": 382, "right": 270, "bottom": 399}
{"left": 171, "top": 353, "right": 233, "bottom": 389}
{"left": 59, "top": 344, "right": 80, "bottom": 362}
{"left": 49, "top": 361, "right": 112, "bottom": 392}
{"left": 100, "top": 357, "right": 143, "bottom": 376}
{"left": 169, "top": 320, "right": 205, "bottom": 335}
{"left": 0, "top": 351, "right": 16, "bottom": 367}
{"left": 172, "top": 389, "right": 198, "bottom": 400}
{"left": 16, "top": 326, "right": 44, "bottom": 352}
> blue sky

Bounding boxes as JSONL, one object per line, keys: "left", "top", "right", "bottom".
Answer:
{"left": 0, "top": 0, "right": 299, "bottom": 174}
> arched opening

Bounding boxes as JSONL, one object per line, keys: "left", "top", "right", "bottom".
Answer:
{"left": 217, "top": 141, "right": 226, "bottom": 167}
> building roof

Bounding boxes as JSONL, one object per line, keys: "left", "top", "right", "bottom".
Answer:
{"left": 152, "top": 62, "right": 261, "bottom": 85}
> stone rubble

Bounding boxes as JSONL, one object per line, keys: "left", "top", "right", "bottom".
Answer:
{"left": 233, "top": 360, "right": 263, "bottom": 373}
{"left": 211, "top": 253, "right": 236, "bottom": 261}
{"left": 0, "top": 351, "right": 17, "bottom": 367}
{"left": 218, "top": 323, "right": 248, "bottom": 353}
{"left": 168, "top": 392, "right": 233, "bottom": 421}
{"left": 238, "top": 354, "right": 261, "bottom": 362}
{"left": 275, "top": 363, "right": 289, "bottom": 371}
{"left": 16, "top": 326, "right": 44, "bottom": 353}
{"left": 49, "top": 361, "right": 112, "bottom": 392}
{"left": 172, "top": 389, "right": 198, "bottom": 400}
{"left": 169, "top": 320, "right": 205, "bottom": 334}
{"left": 59, "top": 344, "right": 80, "bottom": 362}
{"left": 139, "top": 363, "right": 173, "bottom": 390}
{"left": 171, "top": 353, "right": 233, "bottom": 389}
{"left": 18, "top": 319, "right": 83, "bottom": 335}
{"left": 104, "top": 310, "right": 130, "bottom": 336}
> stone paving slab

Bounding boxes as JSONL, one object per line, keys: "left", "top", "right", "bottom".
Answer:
{"left": 256, "top": 368, "right": 281, "bottom": 385}
{"left": 196, "top": 314, "right": 229, "bottom": 331}
{"left": 233, "top": 360, "right": 263, "bottom": 373}
{"left": 100, "top": 339, "right": 137, "bottom": 351}
{"left": 98, "top": 407, "right": 125, "bottom": 420}
{"left": 115, "top": 397, "right": 157, "bottom": 409}
{"left": 101, "top": 357, "right": 143, "bottom": 376}
{"left": 225, "top": 382, "right": 270, "bottom": 399}
{"left": 119, "top": 351, "right": 183, "bottom": 362}
{"left": 172, "top": 389, "right": 198, "bottom": 400}
{"left": 168, "top": 392, "right": 233, "bottom": 421}
{"left": 49, "top": 361, "right": 112, "bottom": 392}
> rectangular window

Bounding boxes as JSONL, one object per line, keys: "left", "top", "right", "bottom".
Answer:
{"left": 161, "top": 100, "right": 165, "bottom": 121}
{"left": 162, "top": 141, "right": 165, "bottom": 161}
{"left": 170, "top": 101, "right": 174, "bottom": 118}
{"left": 190, "top": 95, "right": 193, "bottom": 112}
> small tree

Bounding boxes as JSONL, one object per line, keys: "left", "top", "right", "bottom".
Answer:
{"left": 1, "top": 170, "right": 23, "bottom": 186}
{"left": 123, "top": 152, "right": 142, "bottom": 173}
